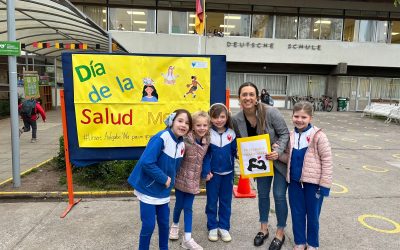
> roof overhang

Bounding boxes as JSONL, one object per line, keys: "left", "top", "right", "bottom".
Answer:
{"left": 0, "top": 0, "right": 127, "bottom": 57}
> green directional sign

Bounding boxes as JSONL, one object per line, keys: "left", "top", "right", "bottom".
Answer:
{"left": 0, "top": 41, "right": 21, "bottom": 56}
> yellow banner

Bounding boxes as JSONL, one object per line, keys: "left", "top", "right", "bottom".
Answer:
{"left": 72, "top": 54, "right": 211, "bottom": 147}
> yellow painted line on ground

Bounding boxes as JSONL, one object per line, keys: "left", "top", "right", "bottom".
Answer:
{"left": 392, "top": 154, "right": 400, "bottom": 159}
{"left": 0, "top": 158, "right": 53, "bottom": 187}
{"left": 335, "top": 153, "right": 357, "bottom": 159}
{"left": 0, "top": 189, "right": 208, "bottom": 198}
{"left": 362, "top": 165, "right": 389, "bottom": 173}
{"left": 358, "top": 214, "right": 400, "bottom": 234}
{"left": 362, "top": 145, "right": 382, "bottom": 149}
{"left": 341, "top": 138, "right": 357, "bottom": 142}
{"left": 331, "top": 182, "right": 348, "bottom": 194}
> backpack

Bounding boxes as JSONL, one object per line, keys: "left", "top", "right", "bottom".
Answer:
{"left": 21, "top": 99, "right": 37, "bottom": 119}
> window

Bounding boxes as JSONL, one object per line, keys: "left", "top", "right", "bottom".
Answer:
{"left": 343, "top": 19, "right": 356, "bottom": 41}
{"left": 171, "top": 11, "right": 188, "bottom": 34}
{"left": 390, "top": 21, "right": 400, "bottom": 44}
{"left": 298, "top": 17, "right": 319, "bottom": 39}
{"left": 298, "top": 17, "right": 342, "bottom": 40}
{"left": 109, "top": 8, "right": 155, "bottom": 32}
{"left": 157, "top": 10, "right": 169, "bottom": 33}
{"left": 206, "top": 12, "right": 224, "bottom": 36}
{"left": 319, "top": 18, "right": 342, "bottom": 40}
{"left": 223, "top": 14, "right": 250, "bottom": 37}
{"left": 358, "top": 20, "right": 387, "bottom": 43}
{"left": 275, "top": 16, "right": 298, "bottom": 39}
{"left": 76, "top": 5, "right": 107, "bottom": 30}
{"left": 252, "top": 15, "right": 273, "bottom": 38}
{"left": 207, "top": 13, "right": 250, "bottom": 37}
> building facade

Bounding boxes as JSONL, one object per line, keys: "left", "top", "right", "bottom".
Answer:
{"left": 71, "top": 0, "right": 400, "bottom": 110}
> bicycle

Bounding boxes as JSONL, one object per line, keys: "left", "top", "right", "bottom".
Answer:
{"left": 317, "top": 95, "right": 334, "bottom": 112}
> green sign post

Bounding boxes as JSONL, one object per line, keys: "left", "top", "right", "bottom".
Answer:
{"left": 0, "top": 41, "right": 21, "bottom": 56}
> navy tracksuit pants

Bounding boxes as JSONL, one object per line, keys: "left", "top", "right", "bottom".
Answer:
{"left": 288, "top": 180, "right": 324, "bottom": 248}
{"left": 205, "top": 172, "right": 233, "bottom": 231}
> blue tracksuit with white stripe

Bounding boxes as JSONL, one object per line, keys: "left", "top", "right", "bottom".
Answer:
{"left": 128, "top": 128, "right": 185, "bottom": 198}
{"left": 128, "top": 128, "right": 185, "bottom": 250}
{"left": 202, "top": 126, "right": 237, "bottom": 231}
{"left": 289, "top": 124, "right": 328, "bottom": 248}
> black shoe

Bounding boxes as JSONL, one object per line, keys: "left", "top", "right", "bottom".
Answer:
{"left": 254, "top": 231, "right": 269, "bottom": 247}
{"left": 268, "top": 235, "right": 285, "bottom": 250}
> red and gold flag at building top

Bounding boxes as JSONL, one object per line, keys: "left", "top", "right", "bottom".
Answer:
{"left": 195, "top": 0, "right": 205, "bottom": 35}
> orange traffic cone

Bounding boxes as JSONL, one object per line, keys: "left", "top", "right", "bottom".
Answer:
{"left": 233, "top": 175, "right": 256, "bottom": 198}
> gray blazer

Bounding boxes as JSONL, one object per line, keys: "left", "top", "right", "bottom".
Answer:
{"left": 232, "top": 104, "right": 290, "bottom": 177}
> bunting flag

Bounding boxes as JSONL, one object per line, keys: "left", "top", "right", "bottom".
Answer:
{"left": 195, "top": 0, "right": 205, "bottom": 35}
{"left": 112, "top": 43, "right": 118, "bottom": 51}
{"left": 27, "top": 41, "right": 94, "bottom": 50}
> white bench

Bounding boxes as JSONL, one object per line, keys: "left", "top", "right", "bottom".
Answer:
{"left": 362, "top": 103, "right": 400, "bottom": 124}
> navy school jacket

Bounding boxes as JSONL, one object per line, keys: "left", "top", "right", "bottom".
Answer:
{"left": 128, "top": 128, "right": 185, "bottom": 198}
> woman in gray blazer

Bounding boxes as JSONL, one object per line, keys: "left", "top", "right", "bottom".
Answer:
{"left": 232, "top": 82, "right": 289, "bottom": 250}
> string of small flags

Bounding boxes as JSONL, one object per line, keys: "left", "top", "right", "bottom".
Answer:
{"left": 20, "top": 42, "right": 118, "bottom": 51}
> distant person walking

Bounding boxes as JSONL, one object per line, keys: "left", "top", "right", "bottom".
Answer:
{"left": 18, "top": 98, "right": 46, "bottom": 143}
{"left": 279, "top": 101, "right": 333, "bottom": 250}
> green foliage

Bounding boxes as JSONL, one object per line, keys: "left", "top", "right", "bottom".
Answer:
{"left": 54, "top": 135, "right": 136, "bottom": 190}
{"left": 73, "top": 160, "right": 135, "bottom": 190}
{"left": 395, "top": 0, "right": 400, "bottom": 7}
{"left": 54, "top": 136, "right": 66, "bottom": 170}
{"left": 0, "top": 100, "right": 10, "bottom": 117}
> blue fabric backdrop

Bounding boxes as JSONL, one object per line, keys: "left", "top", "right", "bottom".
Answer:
{"left": 61, "top": 52, "right": 226, "bottom": 167}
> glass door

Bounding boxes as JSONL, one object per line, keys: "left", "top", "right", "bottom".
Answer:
{"left": 356, "top": 78, "right": 371, "bottom": 111}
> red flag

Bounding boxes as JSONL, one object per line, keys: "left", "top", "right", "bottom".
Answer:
{"left": 45, "top": 42, "right": 51, "bottom": 48}
{"left": 33, "top": 42, "right": 38, "bottom": 48}
{"left": 195, "top": 0, "right": 204, "bottom": 35}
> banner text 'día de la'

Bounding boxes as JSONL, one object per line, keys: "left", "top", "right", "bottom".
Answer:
{"left": 72, "top": 54, "right": 211, "bottom": 147}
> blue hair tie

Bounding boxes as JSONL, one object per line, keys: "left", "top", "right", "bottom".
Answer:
{"left": 164, "top": 112, "right": 177, "bottom": 127}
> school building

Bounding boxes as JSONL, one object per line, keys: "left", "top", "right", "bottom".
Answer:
{"left": 2, "top": 0, "right": 400, "bottom": 111}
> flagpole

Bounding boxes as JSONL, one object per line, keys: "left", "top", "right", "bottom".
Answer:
{"left": 197, "top": 35, "right": 201, "bottom": 55}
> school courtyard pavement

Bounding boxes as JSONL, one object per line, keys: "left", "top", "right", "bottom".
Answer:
{"left": 0, "top": 108, "right": 400, "bottom": 249}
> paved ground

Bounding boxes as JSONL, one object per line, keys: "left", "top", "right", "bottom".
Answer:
{"left": 0, "top": 109, "right": 62, "bottom": 184}
{"left": 0, "top": 108, "right": 400, "bottom": 249}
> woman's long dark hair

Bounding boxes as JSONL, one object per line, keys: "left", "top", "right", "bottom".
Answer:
{"left": 238, "top": 82, "right": 267, "bottom": 134}
{"left": 142, "top": 85, "right": 159, "bottom": 99}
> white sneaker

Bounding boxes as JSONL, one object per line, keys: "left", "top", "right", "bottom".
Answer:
{"left": 294, "top": 245, "right": 306, "bottom": 250}
{"left": 208, "top": 229, "right": 218, "bottom": 242}
{"left": 218, "top": 228, "right": 232, "bottom": 242}
{"left": 31, "top": 138, "right": 37, "bottom": 143}
{"left": 19, "top": 128, "right": 23, "bottom": 137}
{"left": 181, "top": 238, "right": 203, "bottom": 250}
{"left": 169, "top": 224, "right": 179, "bottom": 240}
